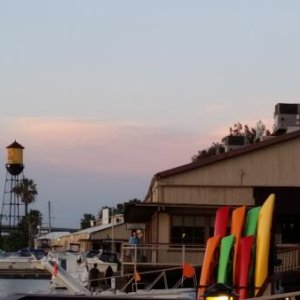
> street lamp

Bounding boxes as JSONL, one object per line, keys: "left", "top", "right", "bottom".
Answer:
{"left": 202, "top": 283, "right": 239, "bottom": 300}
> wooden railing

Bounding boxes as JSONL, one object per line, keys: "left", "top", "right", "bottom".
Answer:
{"left": 247, "top": 290, "right": 300, "bottom": 300}
{"left": 121, "top": 243, "right": 205, "bottom": 275}
{"left": 274, "top": 245, "right": 300, "bottom": 273}
{"left": 120, "top": 243, "right": 300, "bottom": 280}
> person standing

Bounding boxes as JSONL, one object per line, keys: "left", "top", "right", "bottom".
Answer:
{"left": 104, "top": 265, "right": 113, "bottom": 288}
{"left": 129, "top": 230, "right": 141, "bottom": 245}
{"left": 89, "top": 263, "right": 101, "bottom": 293}
{"left": 128, "top": 231, "right": 141, "bottom": 261}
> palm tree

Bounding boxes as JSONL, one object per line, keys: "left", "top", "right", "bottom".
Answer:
{"left": 13, "top": 178, "right": 38, "bottom": 215}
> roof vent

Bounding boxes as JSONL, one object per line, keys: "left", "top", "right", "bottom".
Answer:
{"left": 223, "top": 135, "right": 247, "bottom": 152}
{"left": 273, "top": 103, "right": 300, "bottom": 134}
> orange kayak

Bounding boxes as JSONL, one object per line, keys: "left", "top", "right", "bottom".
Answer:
{"left": 198, "top": 235, "right": 221, "bottom": 299}
{"left": 231, "top": 206, "right": 247, "bottom": 286}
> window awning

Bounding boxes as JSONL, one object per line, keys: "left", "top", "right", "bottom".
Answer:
{"left": 124, "top": 203, "right": 158, "bottom": 223}
{"left": 124, "top": 202, "right": 223, "bottom": 223}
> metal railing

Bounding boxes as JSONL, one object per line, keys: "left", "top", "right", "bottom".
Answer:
{"left": 275, "top": 245, "right": 300, "bottom": 273}
{"left": 247, "top": 290, "right": 300, "bottom": 300}
{"left": 121, "top": 243, "right": 205, "bottom": 275}
{"left": 121, "top": 243, "right": 300, "bottom": 274}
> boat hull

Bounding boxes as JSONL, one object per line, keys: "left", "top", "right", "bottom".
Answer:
{"left": 0, "top": 257, "right": 35, "bottom": 270}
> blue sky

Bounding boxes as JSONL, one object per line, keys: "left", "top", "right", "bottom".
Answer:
{"left": 1, "top": 1, "right": 300, "bottom": 228}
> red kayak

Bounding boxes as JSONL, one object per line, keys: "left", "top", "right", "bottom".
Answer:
{"left": 214, "top": 207, "right": 230, "bottom": 237}
{"left": 236, "top": 235, "right": 254, "bottom": 300}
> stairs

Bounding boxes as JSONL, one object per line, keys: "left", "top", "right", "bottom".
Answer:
{"left": 39, "top": 257, "right": 90, "bottom": 295}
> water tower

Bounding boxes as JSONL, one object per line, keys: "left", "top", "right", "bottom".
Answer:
{"left": 0, "top": 141, "right": 25, "bottom": 227}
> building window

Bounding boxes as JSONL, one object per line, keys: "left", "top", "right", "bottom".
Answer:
{"left": 171, "top": 215, "right": 205, "bottom": 245}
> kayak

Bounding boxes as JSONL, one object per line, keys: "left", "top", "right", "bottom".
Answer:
{"left": 244, "top": 206, "right": 261, "bottom": 236}
{"left": 214, "top": 206, "right": 230, "bottom": 238}
{"left": 254, "top": 194, "right": 275, "bottom": 296}
{"left": 217, "top": 235, "right": 235, "bottom": 285}
{"left": 236, "top": 236, "right": 255, "bottom": 300}
{"left": 231, "top": 206, "right": 247, "bottom": 286}
{"left": 198, "top": 235, "right": 221, "bottom": 298}
{"left": 244, "top": 206, "right": 260, "bottom": 296}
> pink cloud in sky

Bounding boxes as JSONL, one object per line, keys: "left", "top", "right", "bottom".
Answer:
{"left": 0, "top": 116, "right": 274, "bottom": 178}
{"left": 1, "top": 117, "right": 210, "bottom": 176}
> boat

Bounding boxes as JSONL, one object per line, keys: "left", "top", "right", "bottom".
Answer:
{"left": 230, "top": 205, "right": 246, "bottom": 286}
{"left": 254, "top": 194, "right": 275, "bottom": 296}
{"left": 198, "top": 235, "right": 221, "bottom": 297}
{"left": 36, "top": 249, "right": 120, "bottom": 291}
{"left": 236, "top": 235, "right": 254, "bottom": 300}
{"left": 217, "top": 235, "right": 234, "bottom": 285}
{"left": 84, "top": 249, "right": 119, "bottom": 273}
{"left": 214, "top": 207, "right": 230, "bottom": 237}
{"left": 0, "top": 248, "right": 46, "bottom": 270}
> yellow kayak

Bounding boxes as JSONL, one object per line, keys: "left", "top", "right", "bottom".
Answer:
{"left": 254, "top": 194, "right": 275, "bottom": 296}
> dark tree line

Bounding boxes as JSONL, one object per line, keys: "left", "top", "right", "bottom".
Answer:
{"left": 80, "top": 198, "right": 141, "bottom": 230}
{"left": 0, "top": 177, "right": 40, "bottom": 251}
{"left": 191, "top": 121, "right": 271, "bottom": 162}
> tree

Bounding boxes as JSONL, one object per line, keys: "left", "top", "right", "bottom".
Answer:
{"left": 97, "top": 199, "right": 142, "bottom": 221}
{"left": 1, "top": 230, "right": 26, "bottom": 251}
{"left": 1, "top": 209, "right": 42, "bottom": 250}
{"left": 191, "top": 121, "right": 270, "bottom": 162}
{"left": 80, "top": 213, "right": 96, "bottom": 229}
{"left": 12, "top": 178, "right": 38, "bottom": 215}
{"left": 191, "top": 142, "right": 225, "bottom": 162}
{"left": 18, "top": 209, "right": 43, "bottom": 248}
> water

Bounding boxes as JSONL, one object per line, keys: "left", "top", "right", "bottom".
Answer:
{"left": 0, "top": 278, "right": 69, "bottom": 298}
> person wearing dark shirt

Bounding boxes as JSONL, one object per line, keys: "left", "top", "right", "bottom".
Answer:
{"left": 105, "top": 265, "right": 113, "bottom": 287}
{"left": 89, "top": 263, "right": 101, "bottom": 293}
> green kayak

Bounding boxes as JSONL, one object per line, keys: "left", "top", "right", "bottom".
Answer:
{"left": 244, "top": 206, "right": 261, "bottom": 236}
{"left": 217, "top": 234, "right": 235, "bottom": 285}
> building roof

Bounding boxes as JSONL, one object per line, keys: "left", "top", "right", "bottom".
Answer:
{"left": 37, "top": 231, "right": 70, "bottom": 240}
{"left": 6, "top": 140, "right": 24, "bottom": 149}
{"left": 71, "top": 222, "right": 125, "bottom": 235}
{"left": 145, "top": 129, "right": 300, "bottom": 200}
{"left": 158, "top": 130, "right": 300, "bottom": 178}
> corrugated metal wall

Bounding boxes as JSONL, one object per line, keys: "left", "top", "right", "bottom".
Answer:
{"left": 148, "top": 138, "right": 300, "bottom": 205}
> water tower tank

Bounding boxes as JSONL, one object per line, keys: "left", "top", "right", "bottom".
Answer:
{"left": 6, "top": 140, "right": 24, "bottom": 175}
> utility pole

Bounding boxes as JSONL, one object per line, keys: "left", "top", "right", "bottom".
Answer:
{"left": 111, "top": 210, "right": 114, "bottom": 252}
{"left": 48, "top": 201, "right": 52, "bottom": 233}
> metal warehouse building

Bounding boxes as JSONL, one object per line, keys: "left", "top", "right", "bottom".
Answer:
{"left": 125, "top": 103, "right": 300, "bottom": 250}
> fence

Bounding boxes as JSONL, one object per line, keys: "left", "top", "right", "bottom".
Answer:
{"left": 275, "top": 245, "right": 300, "bottom": 273}
{"left": 121, "top": 243, "right": 205, "bottom": 274}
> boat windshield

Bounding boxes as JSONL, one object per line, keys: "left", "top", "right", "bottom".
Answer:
{"left": 98, "top": 252, "right": 118, "bottom": 263}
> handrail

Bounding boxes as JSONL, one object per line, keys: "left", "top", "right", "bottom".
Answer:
{"left": 275, "top": 245, "right": 300, "bottom": 273}
{"left": 121, "top": 243, "right": 204, "bottom": 275}
{"left": 39, "top": 255, "right": 90, "bottom": 295}
{"left": 247, "top": 290, "right": 300, "bottom": 300}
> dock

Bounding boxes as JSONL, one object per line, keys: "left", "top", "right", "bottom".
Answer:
{"left": 0, "top": 268, "right": 50, "bottom": 279}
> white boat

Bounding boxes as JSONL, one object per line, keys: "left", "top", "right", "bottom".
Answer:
{"left": 84, "top": 250, "right": 119, "bottom": 273}
{"left": 0, "top": 248, "right": 46, "bottom": 270}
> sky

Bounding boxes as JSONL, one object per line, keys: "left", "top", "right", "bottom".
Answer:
{"left": 1, "top": 1, "right": 300, "bottom": 228}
